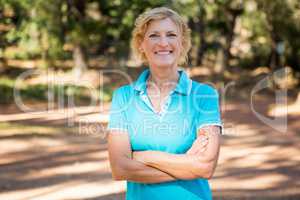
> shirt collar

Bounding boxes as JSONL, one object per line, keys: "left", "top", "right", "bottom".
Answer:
{"left": 133, "top": 68, "right": 192, "bottom": 95}
{"left": 133, "top": 69, "right": 150, "bottom": 95}
{"left": 174, "top": 68, "right": 192, "bottom": 95}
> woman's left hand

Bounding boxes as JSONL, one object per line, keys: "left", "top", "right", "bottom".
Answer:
{"left": 186, "top": 129, "right": 209, "bottom": 155}
{"left": 186, "top": 136, "right": 208, "bottom": 155}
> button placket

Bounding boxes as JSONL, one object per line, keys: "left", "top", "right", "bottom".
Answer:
{"left": 139, "top": 89, "right": 174, "bottom": 121}
{"left": 157, "top": 91, "right": 174, "bottom": 121}
{"left": 140, "top": 93, "right": 153, "bottom": 112}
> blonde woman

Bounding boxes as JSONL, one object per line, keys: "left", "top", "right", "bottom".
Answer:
{"left": 107, "top": 7, "right": 222, "bottom": 200}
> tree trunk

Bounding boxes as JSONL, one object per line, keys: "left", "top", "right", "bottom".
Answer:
{"left": 0, "top": 5, "right": 8, "bottom": 72}
{"left": 0, "top": 41, "right": 6, "bottom": 72}
{"left": 67, "top": 0, "right": 88, "bottom": 78}
{"left": 288, "top": 47, "right": 300, "bottom": 73}
{"left": 195, "top": 4, "right": 206, "bottom": 66}
{"left": 222, "top": 7, "right": 242, "bottom": 70}
{"left": 215, "top": 46, "right": 225, "bottom": 74}
{"left": 0, "top": 56, "right": 6, "bottom": 73}
{"left": 73, "top": 44, "right": 87, "bottom": 79}
{"left": 268, "top": 32, "right": 282, "bottom": 70}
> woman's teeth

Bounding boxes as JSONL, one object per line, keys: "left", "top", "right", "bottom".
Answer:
{"left": 155, "top": 51, "right": 173, "bottom": 55}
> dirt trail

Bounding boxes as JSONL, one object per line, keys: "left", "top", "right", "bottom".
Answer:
{"left": 0, "top": 98, "right": 299, "bottom": 200}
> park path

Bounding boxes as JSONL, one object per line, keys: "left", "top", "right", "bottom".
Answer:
{"left": 0, "top": 97, "right": 299, "bottom": 200}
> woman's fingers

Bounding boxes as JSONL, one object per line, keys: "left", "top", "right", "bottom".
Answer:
{"left": 198, "top": 129, "right": 207, "bottom": 136}
{"left": 197, "top": 135, "right": 209, "bottom": 147}
{"left": 186, "top": 145, "right": 196, "bottom": 154}
{"left": 193, "top": 136, "right": 208, "bottom": 154}
{"left": 194, "top": 146, "right": 207, "bottom": 155}
{"left": 187, "top": 141, "right": 199, "bottom": 154}
{"left": 187, "top": 135, "right": 209, "bottom": 155}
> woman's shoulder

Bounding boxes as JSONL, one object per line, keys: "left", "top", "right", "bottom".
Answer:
{"left": 111, "top": 84, "right": 136, "bottom": 102}
{"left": 113, "top": 84, "right": 133, "bottom": 94}
{"left": 190, "top": 80, "right": 219, "bottom": 96}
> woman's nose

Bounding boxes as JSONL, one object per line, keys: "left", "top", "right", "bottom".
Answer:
{"left": 158, "top": 36, "right": 168, "bottom": 46}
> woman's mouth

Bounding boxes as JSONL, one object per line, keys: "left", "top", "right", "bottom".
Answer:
{"left": 154, "top": 50, "right": 173, "bottom": 55}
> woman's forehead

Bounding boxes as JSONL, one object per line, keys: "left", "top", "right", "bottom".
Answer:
{"left": 145, "top": 18, "right": 180, "bottom": 33}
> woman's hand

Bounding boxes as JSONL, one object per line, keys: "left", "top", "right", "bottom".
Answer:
{"left": 186, "top": 129, "right": 209, "bottom": 155}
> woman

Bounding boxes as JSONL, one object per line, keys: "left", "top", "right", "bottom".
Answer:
{"left": 107, "top": 7, "right": 222, "bottom": 200}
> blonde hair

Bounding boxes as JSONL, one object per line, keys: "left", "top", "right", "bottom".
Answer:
{"left": 131, "top": 7, "right": 191, "bottom": 65}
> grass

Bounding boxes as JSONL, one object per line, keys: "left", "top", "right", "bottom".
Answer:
{"left": 0, "top": 76, "right": 113, "bottom": 104}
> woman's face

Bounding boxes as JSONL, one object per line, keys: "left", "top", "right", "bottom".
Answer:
{"left": 140, "top": 18, "right": 182, "bottom": 69}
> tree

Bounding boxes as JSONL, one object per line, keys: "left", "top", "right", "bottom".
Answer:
{"left": 0, "top": 1, "right": 7, "bottom": 70}
{"left": 66, "top": 0, "right": 89, "bottom": 78}
{"left": 256, "top": 0, "right": 293, "bottom": 71}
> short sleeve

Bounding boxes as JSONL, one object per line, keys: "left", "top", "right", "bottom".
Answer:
{"left": 107, "top": 88, "right": 128, "bottom": 132}
{"left": 195, "top": 86, "right": 223, "bottom": 134}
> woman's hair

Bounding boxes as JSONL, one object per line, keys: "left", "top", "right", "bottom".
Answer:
{"left": 131, "top": 7, "right": 191, "bottom": 65}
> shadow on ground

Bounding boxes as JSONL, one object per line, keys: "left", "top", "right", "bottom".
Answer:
{"left": 0, "top": 90, "right": 299, "bottom": 199}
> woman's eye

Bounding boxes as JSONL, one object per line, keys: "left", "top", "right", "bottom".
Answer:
{"left": 168, "top": 33, "right": 177, "bottom": 37}
{"left": 149, "top": 34, "right": 159, "bottom": 38}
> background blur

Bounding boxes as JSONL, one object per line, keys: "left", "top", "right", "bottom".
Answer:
{"left": 0, "top": 0, "right": 299, "bottom": 200}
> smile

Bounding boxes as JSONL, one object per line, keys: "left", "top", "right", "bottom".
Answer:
{"left": 154, "top": 50, "right": 173, "bottom": 55}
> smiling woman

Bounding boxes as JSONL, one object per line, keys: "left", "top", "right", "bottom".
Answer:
{"left": 131, "top": 7, "right": 191, "bottom": 67}
{"left": 139, "top": 18, "right": 182, "bottom": 69}
{"left": 107, "top": 7, "right": 222, "bottom": 200}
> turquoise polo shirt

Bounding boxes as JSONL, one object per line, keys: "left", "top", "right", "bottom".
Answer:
{"left": 108, "top": 68, "right": 222, "bottom": 200}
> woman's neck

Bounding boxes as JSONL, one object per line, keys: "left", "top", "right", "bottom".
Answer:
{"left": 148, "top": 67, "right": 179, "bottom": 93}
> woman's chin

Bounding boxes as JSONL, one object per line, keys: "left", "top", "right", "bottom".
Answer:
{"left": 152, "top": 61, "right": 177, "bottom": 68}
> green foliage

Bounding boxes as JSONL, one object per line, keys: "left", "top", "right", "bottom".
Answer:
{"left": 0, "top": 0, "right": 299, "bottom": 72}
{"left": 0, "top": 77, "right": 15, "bottom": 103}
{"left": 0, "top": 77, "right": 113, "bottom": 104}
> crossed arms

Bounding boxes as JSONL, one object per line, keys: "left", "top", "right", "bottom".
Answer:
{"left": 107, "top": 126, "right": 221, "bottom": 184}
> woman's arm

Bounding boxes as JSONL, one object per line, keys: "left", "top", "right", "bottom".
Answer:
{"left": 107, "top": 130, "right": 177, "bottom": 183}
{"left": 133, "top": 126, "right": 221, "bottom": 180}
